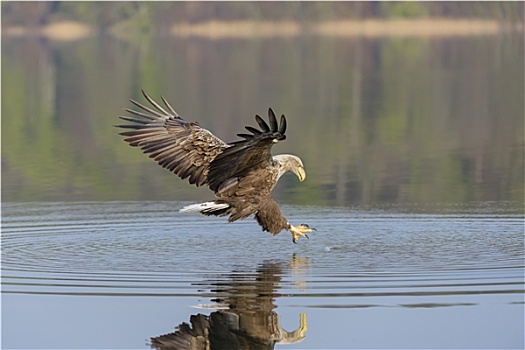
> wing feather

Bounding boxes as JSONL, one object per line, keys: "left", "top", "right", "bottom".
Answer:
{"left": 116, "top": 91, "right": 227, "bottom": 186}
{"left": 245, "top": 126, "right": 262, "bottom": 135}
{"left": 236, "top": 133, "right": 254, "bottom": 139}
{"left": 268, "top": 108, "right": 278, "bottom": 131}
{"left": 279, "top": 114, "right": 287, "bottom": 134}
{"left": 128, "top": 99, "right": 166, "bottom": 119}
{"left": 255, "top": 115, "right": 270, "bottom": 132}
{"left": 141, "top": 89, "right": 172, "bottom": 115}
{"left": 160, "top": 96, "right": 180, "bottom": 117}
{"left": 207, "top": 108, "right": 287, "bottom": 192}
{"left": 117, "top": 92, "right": 290, "bottom": 199}
{"left": 124, "top": 108, "right": 161, "bottom": 120}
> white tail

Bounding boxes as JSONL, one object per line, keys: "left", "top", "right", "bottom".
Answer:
{"left": 179, "top": 201, "right": 229, "bottom": 213}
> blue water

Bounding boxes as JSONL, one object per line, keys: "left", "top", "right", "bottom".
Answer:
{"left": 2, "top": 201, "right": 524, "bottom": 349}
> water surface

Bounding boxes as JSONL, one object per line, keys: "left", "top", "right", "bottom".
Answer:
{"left": 2, "top": 201, "right": 523, "bottom": 349}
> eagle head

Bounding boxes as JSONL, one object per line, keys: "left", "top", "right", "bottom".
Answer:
{"left": 273, "top": 154, "right": 305, "bottom": 181}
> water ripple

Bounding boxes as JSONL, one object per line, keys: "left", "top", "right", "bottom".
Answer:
{"left": 2, "top": 201, "right": 524, "bottom": 303}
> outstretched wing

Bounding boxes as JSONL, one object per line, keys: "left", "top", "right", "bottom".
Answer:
{"left": 207, "top": 108, "right": 287, "bottom": 192}
{"left": 116, "top": 90, "right": 228, "bottom": 186}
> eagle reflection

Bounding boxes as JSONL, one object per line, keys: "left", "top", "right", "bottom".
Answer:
{"left": 151, "top": 255, "right": 309, "bottom": 350}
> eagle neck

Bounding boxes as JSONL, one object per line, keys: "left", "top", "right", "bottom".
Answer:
{"left": 273, "top": 156, "right": 289, "bottom": 181}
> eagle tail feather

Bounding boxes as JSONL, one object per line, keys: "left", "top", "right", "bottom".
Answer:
{"left": 179, "top": 201, "right": 230, "bottom": 215}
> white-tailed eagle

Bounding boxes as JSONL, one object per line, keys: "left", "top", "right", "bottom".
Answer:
{"left": 116, "top": 91, "right": 314, "bottom": 242}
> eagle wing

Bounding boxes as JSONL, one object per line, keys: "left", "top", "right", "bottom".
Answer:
{"left": 207, "top": 108, "right": 287, "bottom": 193}
{"left": 116, "top": 90, "right": 228, "bottom": 186}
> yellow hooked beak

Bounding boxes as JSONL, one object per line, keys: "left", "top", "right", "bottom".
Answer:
{"left": 295, "top": 166, "right": 306, "bottom": 182}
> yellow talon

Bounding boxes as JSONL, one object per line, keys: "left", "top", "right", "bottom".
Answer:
{"left": 289, "top": 223, "right": 316, "bottom": 243}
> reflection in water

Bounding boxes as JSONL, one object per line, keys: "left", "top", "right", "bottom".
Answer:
{"left": 151, "top": 255, "right": 309, "bottom": 350}
{"left": 2, "top": 31, "right": 523, "bottom": 205}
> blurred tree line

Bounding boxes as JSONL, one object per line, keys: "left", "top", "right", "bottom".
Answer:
{"left": 3, "top": 1, "right": 523, "bottom": 32}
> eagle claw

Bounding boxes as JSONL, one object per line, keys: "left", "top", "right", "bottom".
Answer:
{"left": 290, "top": 224, "right": 316, "bottom": 243}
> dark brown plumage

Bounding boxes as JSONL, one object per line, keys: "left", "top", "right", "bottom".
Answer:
{"left": 116, "top": 90, "right": 314, "bottom": 242}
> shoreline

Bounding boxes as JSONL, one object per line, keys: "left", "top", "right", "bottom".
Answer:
{"left": 171, "top": 18, "right": 522, "bottom": 39}
{"left": 3, "top": 18, "right": 523, "bottom": 41}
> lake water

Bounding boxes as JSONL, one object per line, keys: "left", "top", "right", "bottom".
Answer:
{"left": 2, "top": 201, "right": 523, "bottom": 349}
{"left": 2, "top": 12, "right": 524, "bottom": 350}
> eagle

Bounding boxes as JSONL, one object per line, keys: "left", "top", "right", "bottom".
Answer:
{"left": 116, "top": 90, "right": 315, "bottom": 243}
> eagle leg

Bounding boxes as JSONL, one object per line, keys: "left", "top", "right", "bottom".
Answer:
{"left": 289, "top": 223, "right": 316, "bottom": 243}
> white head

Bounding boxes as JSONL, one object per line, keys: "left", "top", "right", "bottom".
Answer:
{"left": 273, "top": 154, "right": 306, "bottom": 181}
